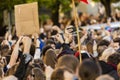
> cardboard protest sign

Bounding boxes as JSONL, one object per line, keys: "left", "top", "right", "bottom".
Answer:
{"left": 15, "top": 2, "right": 40, "bottom": 36}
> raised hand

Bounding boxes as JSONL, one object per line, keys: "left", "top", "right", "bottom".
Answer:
{"left": 55, "top": 34, "right": 64, "bottom": 44}
{"left": 22, "top": 36, "right": 32, "bottom": 54}
{"left": 52, "top": 25, "right": 62, "bottom": 33}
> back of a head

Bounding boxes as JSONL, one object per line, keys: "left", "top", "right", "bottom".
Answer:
{"left": 97, "top": 40, "right": 110, "bottom": 47}
{"left": 107, "top": 53, "right": 120, "bottom": 65}
{"left": 34, "top": 59, "right": 45, "bottom": 71}
{"left": 41, "top": 45, "right": 53, "bottom": 56}
{"left": 33, "top": 68, "right": 46, "bottom": 80}
{"left": 2, "top": 75, "right": 18, "bottom": 80}
{"left": 97, "top": 40, "right": 110, "bottom": 58}
{"left": 56, "top": 55, "right": 79, "bottom": 73}
{"left": 96, "top": 75, "right": 115, "bottom": 80}
{"left": 51, "top": 68, "right": 64, "bottom": 80}
{"left": 45, "top": 39, "right": 55, "bottom": 45}
{"left": 79, "top": 59, "right": 101, "bottom": 80}
{"left": 30, "top": 44, "right": 36, "bottom": 57}
{"left": 113, "top": 37, "right": 120, "bottom": 45}
{"left": 43, "top": 49, "right": 57, "bottom": 69}
{"left": 51, "top": 67, "right": 74, "bottom": 80}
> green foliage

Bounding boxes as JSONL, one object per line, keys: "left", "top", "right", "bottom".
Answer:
{"left": 59, "top": 0, "right": 71, "bottom": 12}
{"left": 39, "top": 14, "right": 50, "bottom": 22}
{"left": 0, "top": 0, "right": 72, "bottom": 26}
{"left": 37, "top": 0, "right": 72, "bottom": 13}
{"left": 0, "top": 0, "right": 25, "bottom": 10}
{"left": 0, "top": 0, "right": 72, "bottom": 17}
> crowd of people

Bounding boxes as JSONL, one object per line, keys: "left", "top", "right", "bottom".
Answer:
{"left": 0, "top": 10, "right": 120, "bottom": 80}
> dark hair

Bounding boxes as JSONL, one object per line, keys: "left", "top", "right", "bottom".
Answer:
{"left": 79, "top": 12, "right": 83, "bottom": 18}
{"left": 79, "top": 59, "right": 101, "bottom": 80}
{"left": 107, "top": 53, "right": 120, "bottom": 65}
{"left": 97, "top": 40, "right": 110, "bottom": 58}
{"left": 113, "top": 38, "right": 120, "bottom": 46}
{"left": 45, "top": 39, "right": 55, "bottom": 45}
{"left": 30, "top": 44, "right": 35, "bottom": 57}
{"left": 97, "top": 40, "right": 110, "bottom": 47}
{"left": 51, "top": 30, "right": 58, "bottom": 36}
{"left": 41, "top": 45, "right": 53, "bottom": 56}
{"left": 34, "top": 59, "right": 45, "bottom": 71}
{"left": 39, "top": 33, "right": 46, "bottom": 40}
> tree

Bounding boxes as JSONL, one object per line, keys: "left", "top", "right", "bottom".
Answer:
{"left": 37, "top": 0, "right": 72, "bottom": 25}
{"left": 0, "top": 0, "right": 26, "bottom": 29}
{"left": 0, "top": 0, "right": 72, "bottom": 27}
{"left": 93, "top": 0, "right": 120, "bottom": 17}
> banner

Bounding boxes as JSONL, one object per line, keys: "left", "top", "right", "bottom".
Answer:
{"left": 15, "top": 2, "right": 40, "bottom": 36}
{"left": 82, "top": 22, "right": 120, "bottom": 30}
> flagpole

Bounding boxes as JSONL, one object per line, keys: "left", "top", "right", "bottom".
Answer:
{"left": 72, "top": 0, "right": 82, "bottom": 63}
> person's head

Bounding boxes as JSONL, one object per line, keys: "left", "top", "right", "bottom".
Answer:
{"left": 43, "top": 49, "right": 57, "bottom": 69}
{"left": 78, "top": 59, "right": 101, "bottom": 80}
{"left": 24, "top": 65, "right": 34, "bottom": 80}
{"left": 97, "top": 40, "right": 110, "bottom": 48}
{"left": 107, "top": 52, "right": 120, "bottom": 65}
{"left": 45, "top": 39, "right": 56, "bottom": 49}
{"left": 41, "top": 45, "right": 53, "bottom": 56}
{"left": 51, "top": 67, "right": 76, "bottom": 80}
{"left": 27, "top": 67, "right": 46, "bottom": 80}
{"left": 43, "top": 21, "right": 52, "bottom": 32}
{"left": 39, "top": 33, "right": 46, "bottom": 40}
{"left": 97, "top": 45, "right": 107, "bottom": 58}
{"left": 97, "top": 40, "right": 110, "bottom": 57}
{"left": 96, "top": 75, "right": 115, "bottom": 80}
{"left": 113, "top": 38, "right": 120, "bottom": 50}
{"left": 99, "top": 47, "right": 115, "bottom": 62}
{"left": 34, "top": 59, "right": 45, "bottom": 71}
{"left": 56, "top": 55, "right": 79, "bottom": 74}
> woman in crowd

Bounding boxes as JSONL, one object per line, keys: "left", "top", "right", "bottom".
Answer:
{"left": 0, "top": 11, "right": 120, "bottom": 80}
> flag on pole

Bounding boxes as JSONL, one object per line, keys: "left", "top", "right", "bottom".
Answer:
{"left": 79, "top": 0, "right": 88, "bottom": 4}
